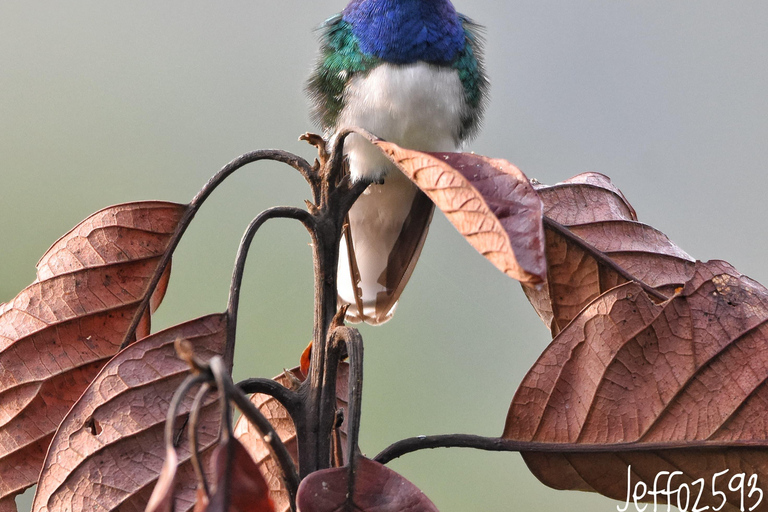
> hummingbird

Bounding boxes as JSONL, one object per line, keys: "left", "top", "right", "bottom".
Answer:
{"left": 307, "top": 0, "right": 488, "bottom": 325}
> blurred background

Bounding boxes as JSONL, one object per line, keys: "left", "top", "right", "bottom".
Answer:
{"left": 2, "top": 1, "right": 767, "bottom": 510}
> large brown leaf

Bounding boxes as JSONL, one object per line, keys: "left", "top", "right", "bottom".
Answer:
{"left": 295, "top": 457, "right": 438, "bottom": 512}
{"left": 505, "top": 260, "right": 768, "bottom": 511}
{"left": 524, "top": 173, "right": 695, "bottom": 335}
{"left": 32, "top": 314, "right": 226, "bottom": 512}
{"left": 368, "top": 139, "right": 546, "bottom": 286}
{"left": 234, "top": 364, "right": 349, "bottom": 512}
{"left": 0, "top": 201, "right": 185, "bottom": 503}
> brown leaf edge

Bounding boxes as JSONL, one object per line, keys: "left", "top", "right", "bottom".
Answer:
{"left": 504, "top": 260, "right": 768, "bottom": 511}
{"left": 524, "top": 173, "right": 696, "bottom": 336}
{"left": 345, "top": 129, "right": 546, "bottom": 285}
{"left": 32, "top": 314, "right": 228, "bottom": 512}
{"left": 296, "top": 457, "right": 438, "bottom": 512}
{"left": 0, "top": 201, "right": 187, "bottom": 503}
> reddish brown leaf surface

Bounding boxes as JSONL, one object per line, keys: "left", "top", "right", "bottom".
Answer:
{"left": 0, "top": 498, "right": 17, "bottom": 512}
{"left": 505, "top": 261, "right": 768, "bottom": 511}
{"left": 205, "top": 437, "right": 274, "bottom": 512}
{"left": 234, "top": 364, "right": 349, "bottom": 512}
{"left": 524, "top": 173, "right": 695, "bottom": 335}
{"left": 0, "top": 201, "right": 185, "bottom": 503}
{"left": 32, "top": 314, "right": 226, "bottom": 512}
{"left": 296, "top": 457, "right": 438, "bottom": 512}
{"left": 145, "top": 446, "right": 180, "bottom": 512}
{"left": 370, "top": 140, "right": 546, "bottom": 285}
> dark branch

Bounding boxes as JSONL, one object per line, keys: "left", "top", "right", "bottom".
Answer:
{"left": 373, "top": 434, "right": 768, "bottom": 466}
{"left": 543, "top": 216, "right": 670, "bottom": 302}
{"left": 226, "top": 374, "right": 300, "bottom": 510}
{"left": 188, "top": 382, "right": 212, "bottom": 497}
{"left": 120, "top": 149, "right": 314, "bottom": 351}
{"left": 225, "top": 206, "right": 314, "bottom": 365}
{"left": 210, "top": 358, "right": 234, "bottom": 512}
{"left": 164, "top": 374, "right": 208, "bottom": 449}
{"left": 329, "top": 326, "right": 364, "bottom": 511}
{"left": 237, "top": 377, "right": 302, "bottom": 419}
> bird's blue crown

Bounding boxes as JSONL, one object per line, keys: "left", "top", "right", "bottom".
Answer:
{"left": 342, "top": 0, "right": 465, "bottom": 64}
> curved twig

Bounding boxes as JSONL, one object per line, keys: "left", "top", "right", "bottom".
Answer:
{"left": 226, "top": 372, "right": 300, "bottom": 510}
{"left": 120, "top": 149, "right": 315, "bottom": 350}
{"left": 164, "top": 374, "right": 208, "bottom": 448}
{"left": 329, "top": 326, "right": 364, "bottom": 511}
{"left": 210, "top": 358, "right": 234, "bottom": 512}
{"left": 542, "top": 216, "right": 670, "bottom": 302}
{"left": 373, "top": 434, "right": 768, "bottom": 466}
{"left": 225, "top": 206, "right": 314, "bottom": 365}
{"left": 237, "top": 377, "right": 302, "bottom": 417}
{"left": 188, "top": 382, "right": 213, "bottom": 498}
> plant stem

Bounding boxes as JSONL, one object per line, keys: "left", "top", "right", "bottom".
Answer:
{"left": 373, "top": 434, "right": 768, "bottom": 466}
{"left": 120, "top": 149, "right": 313, "bottom": 350}
{"left": 226, "top": 206, "right": 314, "bottom": 367}
{"left": 188, "top": 382, "right": 213, "bottom": 497}
{"left": 329, "top": 326, "right": 364, "bottom": 511}
{"left": 237, "top": 377, "right": 301, "bottom": 418}
{"left": 226, "top": 376, "right": 300, "bottom": 510}
{"left": 298, "top": 136, "right": 369, "bottom": 478}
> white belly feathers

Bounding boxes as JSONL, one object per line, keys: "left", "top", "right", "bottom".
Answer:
{"left": 334, "top": 62, "right": 465, "bottom": 324}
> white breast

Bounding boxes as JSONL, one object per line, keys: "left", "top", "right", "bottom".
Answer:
{"left": 337, "top": 62, "right": 466, "bottom": 181}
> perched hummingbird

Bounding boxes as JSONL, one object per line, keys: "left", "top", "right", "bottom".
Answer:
{"left": 307, "top": 0, "right": 488, "bottom": 324}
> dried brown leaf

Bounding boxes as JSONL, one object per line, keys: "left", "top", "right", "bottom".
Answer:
{"left": 145, "top": 445, "right": 180, "bottom": 512}
{"left": 0, "top": 201, "right": 186, "bottom": 502}
{"left": 205, "top": 437, "right": 274, "bottom": 512}
{"left": 369, "top": 140, "right": 546, "bottom": 285}
{"left": 32, "top": 314, "right": 226, "bottom": 512}
{"left": 525, "top": 173, "right": 695, "bottom": 335}
{"left": 505, "top": 261, "right": 768, "bottom": 511}
{"left": 295, "top": 457, "right": 438, "bottom": 512}
{"left": 234, "top": 364, "right": 349, "bottom": 512}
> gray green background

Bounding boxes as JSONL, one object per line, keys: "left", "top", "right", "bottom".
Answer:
{"left": 2, "top": 2, "right": 766, "bottom": 511}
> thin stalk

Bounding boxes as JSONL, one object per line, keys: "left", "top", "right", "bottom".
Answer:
{"left": 120, "top": 149, "right": 314, "bottom": 350}
{"left": 237, "top": 377, "right": 302, "bottom": 418}
{"left": 373, "top": 434, "right": 768, "bottom": 466}
{"left": 329, "top": 326, "right": 364, "bottom": 511}
{"left": 188, "top": 382, "right": 213, "bottom": 497}
{"left": 164, "top": 374, "right": 208, "bottom": 448}
{"left": 210, "top": 357, "right": 234, "bottom": 512}
{"left": 225, "top": 206, "right": 314, "bottom": 366}
{"left": 227, "top": 377, "right": 300, "bottom": 510}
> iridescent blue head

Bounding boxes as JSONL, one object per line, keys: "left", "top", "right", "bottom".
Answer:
{"left": 342, "top": 0, "right": 465, "bottom": 64}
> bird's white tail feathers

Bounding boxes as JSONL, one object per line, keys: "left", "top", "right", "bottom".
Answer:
{"left": 338, "top": 170, "right": 434, "bottom": 325}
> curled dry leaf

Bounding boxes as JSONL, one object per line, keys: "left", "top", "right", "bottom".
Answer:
{"left": 32, "top": 314, "right": 227, "bottom": 512}
{"left": 368, "top": 138, "right": 546, "bottom": 286}
{"left": 505, "top": 261, "right": 768, "bottom": 511}
{"left": 524, "top": 173, "right": 695, "bottom": 335}
{"left": 234, "top": 364, "right": 349, "bottom": 512}
{"left": 0, "top": 201, "right": 186, "bottom": 503}
{"left": 204, "top": 436, "right": 274, "bottom": 512}
{"left": 296, "top": 457, "right": 438, "bottom": 512}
